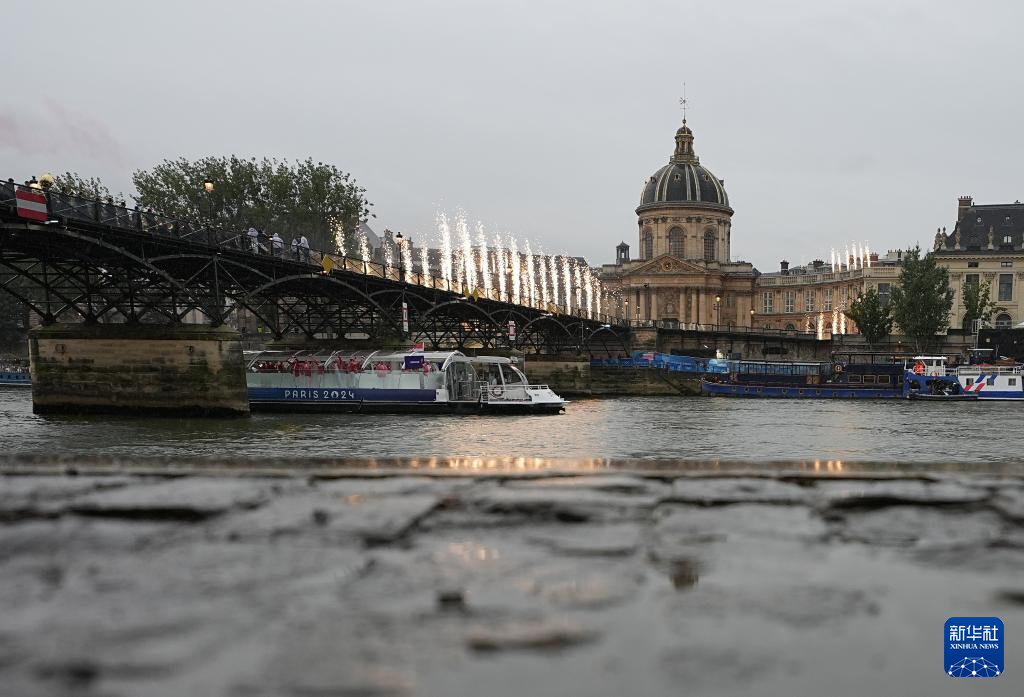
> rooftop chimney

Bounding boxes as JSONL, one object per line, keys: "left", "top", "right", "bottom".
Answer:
{"left": 958, "top": 195, "right": 973, "bottom": 223}
{"left": 780, "top": 260, "right": 790, "bottom": 275}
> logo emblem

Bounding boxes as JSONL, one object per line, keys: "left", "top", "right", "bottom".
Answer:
{"left": 945, "top": 617, "right": 1003, "bottom": 676}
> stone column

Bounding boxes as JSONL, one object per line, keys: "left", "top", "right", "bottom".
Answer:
{"left": 650, "top": 287, "right": 659, "bottom": 322}
{"left": 738, "top": 293, "right": 752, "bottom": 327}
{"left": 679, "top": 288, "right": 687, "bottom": 325}
{"left": 694, "top": 289, "right": 701, "bottom": 325}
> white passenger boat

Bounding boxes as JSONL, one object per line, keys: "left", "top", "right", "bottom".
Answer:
{"left": 246, "top": 349, "right": 566, "bottom": 414}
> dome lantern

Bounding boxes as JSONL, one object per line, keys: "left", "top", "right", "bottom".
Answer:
{"left": 672, "top": 120, "right": 698, "bottom": 164}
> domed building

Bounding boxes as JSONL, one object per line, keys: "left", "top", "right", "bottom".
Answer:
{"left": 602, "top": 118, "right": 757, "bottom": 328}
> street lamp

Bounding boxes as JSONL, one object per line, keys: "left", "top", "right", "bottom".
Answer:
{"left": 714, "top": 294, "right": 722, "bottom": 328}
{"left": 202, "top": 179, "right": 215, "bottom": 224}
{"left": 395, "top": 231, "right": 405, "bottom": 282}
{"left": 624, "top": 300, "right": 629, "bottom": 325}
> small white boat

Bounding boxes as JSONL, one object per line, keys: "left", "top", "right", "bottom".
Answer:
{"left": 246, "top": 349, "right": 565, "bottom": 414}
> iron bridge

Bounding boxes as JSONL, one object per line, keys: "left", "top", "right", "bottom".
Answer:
{"left": 0, "top": 181, "right": 627, "bottom": 356}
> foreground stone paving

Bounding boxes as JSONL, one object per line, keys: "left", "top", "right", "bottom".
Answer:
{"left": 1, "top": 463, "right": 1023, "bottom": 696}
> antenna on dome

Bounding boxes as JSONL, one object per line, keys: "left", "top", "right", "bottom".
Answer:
{"left": 679, "top": 83, "right": 688, "bottom": 125}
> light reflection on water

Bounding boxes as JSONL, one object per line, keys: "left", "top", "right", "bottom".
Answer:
{"left": 1, "top": 388, "right": 1022, "bottom": 472}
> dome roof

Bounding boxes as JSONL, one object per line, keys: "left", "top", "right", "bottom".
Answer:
{"left": 637, "top": 121, "right": 731, "bottom": 212}
{"left": 640, "top": 161, "right": 730, "bottom": 209}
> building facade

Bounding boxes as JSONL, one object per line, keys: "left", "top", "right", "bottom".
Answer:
{"left": 933, "top": 196, "right": 1024, "bottom": 330}
{"left": 600, "top": 120, "right": 757, "bottom": 328}
{"left": 754, "top": 253, "right": 904, "bottom": 334}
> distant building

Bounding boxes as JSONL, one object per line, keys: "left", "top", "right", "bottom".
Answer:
{"left": 599, "top": 115, "right": 900, "bottom": 336}
{"left": 600, "top": 118, "right": 757, "bottom": 327}
{"left": 933, "top": 196, "right": 1024, "bottom": 330}
{"left": 753, "top": 253, "right": 903, "bottom": 334}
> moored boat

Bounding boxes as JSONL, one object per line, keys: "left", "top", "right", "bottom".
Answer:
{"left": 246, "top": 349, "right": 565, "bottom": 414}
{"left": 701, "top": 357, "right": 904, "bottom": 399}
{"left": 0, "top": 362, "right": 31, "bottom": 387}
{"left": 903, "top": 353, "right": 1023, "bottom": 401}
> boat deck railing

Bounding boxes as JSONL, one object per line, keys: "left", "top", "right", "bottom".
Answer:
{"left": 478, "top": 381, "right": 552, "bottom": 403}
{"left": 952, "top": 365, "right": 1022, "bottom": 376}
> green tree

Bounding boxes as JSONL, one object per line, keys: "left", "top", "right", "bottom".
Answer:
{"left": 132, "top": 156, "right": 372, "bottom": 252}
{"left": 845, "top": 288, "right": 892, "bottom": 345}
{"left": 889, "top": 246, "right": 954, "bottom": 352}
{"left": 0, "top": 285, "right": 31, "bottom": 355}
{"left": 49, "top": 172, "right": 123, "bottom": 203}
{"left": 960, "top": 278, "right": 1003, "bottom": 332}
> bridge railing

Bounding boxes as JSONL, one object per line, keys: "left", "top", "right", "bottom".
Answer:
{"left": 616, "top": 317, "right": 841, "bottom": 338}
{"left": 2, "top": 180, "right": 627, "bottom": 325}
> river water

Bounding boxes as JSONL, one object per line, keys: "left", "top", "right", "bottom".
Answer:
{"left": 1, "top": 387, "right": 1021, "bottom": 468}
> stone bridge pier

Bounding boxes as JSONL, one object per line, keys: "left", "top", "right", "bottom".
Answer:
{"left": 28, "top": 324, "right": 249, "bottom": 417}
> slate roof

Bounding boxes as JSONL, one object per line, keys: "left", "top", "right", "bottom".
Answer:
{"left": 938, "top": 203, "right": 1024, "bottom": 252}
{"left": 639, "top": 162, "right": 730, "bottom": 210}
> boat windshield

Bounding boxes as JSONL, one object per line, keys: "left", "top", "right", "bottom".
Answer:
{"left": 483, "top": 363, "right": 503, "bottom": 386}
{"left": 503, "top": 366, "right": 527, "bottom": 385}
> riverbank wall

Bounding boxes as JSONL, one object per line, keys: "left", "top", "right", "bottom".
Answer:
{"left": 523, "top": 357, "right": 699, "bottom": 396}
{"left": 28, "top": 323, "right": 249, "bottom": 416}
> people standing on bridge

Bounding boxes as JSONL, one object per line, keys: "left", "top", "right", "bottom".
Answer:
{"left": 247, "top": 227, "right": 260, "bottom": 254}
{"left": 299, "top": 235, "right": 310, "bottom": 263}
{"left": 271, "top": 232, "right": 283, "bottom": 257}
{"left": 290, "top": 237, "right": 300, "bottom": 261}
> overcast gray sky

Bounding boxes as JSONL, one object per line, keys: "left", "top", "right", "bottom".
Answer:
{"left": 4, "top": 0, "right": 1023, "bottom": 270}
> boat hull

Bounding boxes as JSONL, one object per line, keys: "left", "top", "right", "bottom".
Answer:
{"left": 247, "top": 387, "right": 564, "bottom": 414}
{"left": 907, "top": 392, "right": 979, "bottom": 401}
{"left": 701, "top": 381, "right": 900, "bottom": 399}
{"left": 0, "top": 373, "right": 31, "bottom": 387}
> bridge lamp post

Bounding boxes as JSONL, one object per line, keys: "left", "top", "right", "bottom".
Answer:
{"left": 395, "top": 231, "right": 405, "bottom": 283}
{"left": 749, "top": 307, "right": 755, "bottom": 329}
{"left": 202, "top": 179, "right": 215, "bottom": 222}
{"left": 714, "top": 294, "right": 722, "bottom": 328}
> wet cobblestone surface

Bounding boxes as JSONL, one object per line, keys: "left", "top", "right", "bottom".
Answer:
{"left": 1, "top": 462, "right": 1023, "bottom": 696}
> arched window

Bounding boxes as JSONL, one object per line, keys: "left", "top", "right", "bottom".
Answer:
{"left": 703, "top": 230, "right": 716, "bottom": 261}
{"left": 641, "top": 229, "right": 653, "bottom": 260}
{"left": 668, "top": 227, "right": 684, "bottom": 256}
{"left": 995, "top": 313, "right": 1013, "bottom": 328}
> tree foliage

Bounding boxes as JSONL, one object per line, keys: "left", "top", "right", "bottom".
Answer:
{"left": 132, "top": 156, "right": 372, "bottom": 252}
{"left": 845, "top": 288, "right": 892, "bottom": 345}
{"left": 0, "top": 289, "right": 30, "bottom": 329}
{"left": 961, "top": 278, "right": 1003, "bottom": 331}
{"left": 50, "top": 172, "right": 123, "bottom": 203}
{"left": 889, "top": 246, "right": 954, "bottom": 352}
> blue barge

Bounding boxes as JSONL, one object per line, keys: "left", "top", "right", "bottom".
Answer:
{"left": 701, "top": 358, "right": 904, "bottom": 399}
{"left": 0, "top": 364, "right": 31, "bottom": 387}
{"left": 702, "top": 352, "right": 1024, "bottom": 400}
